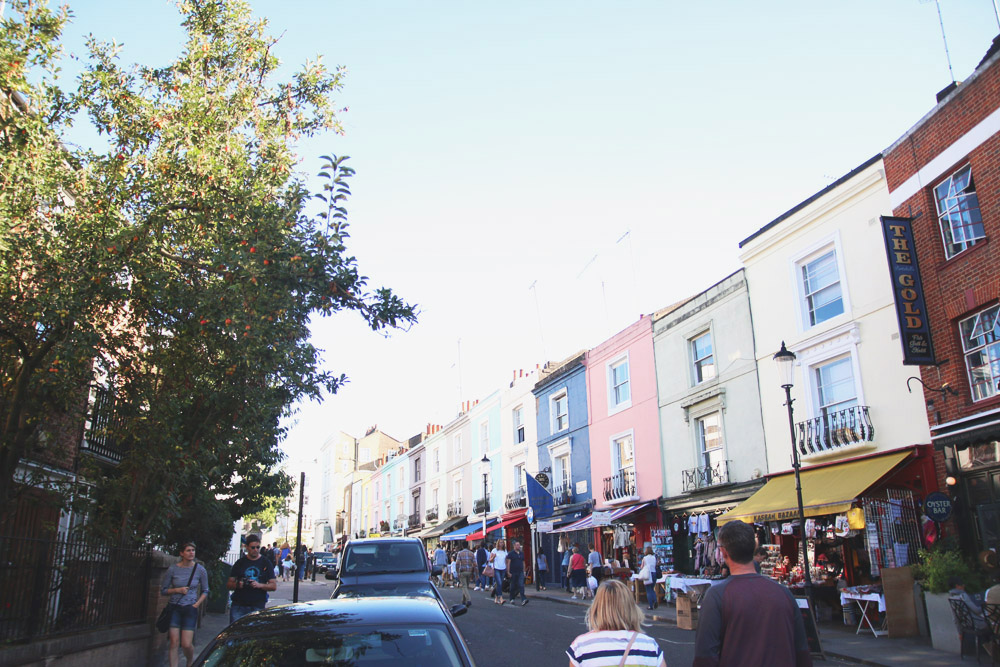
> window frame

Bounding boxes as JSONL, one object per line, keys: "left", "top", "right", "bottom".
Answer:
{"left": 513, "top": 405, "right": 525, "bottom": 444}
{"left": 695, "top": 411, "right": 725, "bottom": 470}
{"left": 960, "top": 303, "right": 1000, "bottom": 402}
{"left": 547, "top": 437, "right": 572, "bottom": 488}
{"left": 790, "top": 234, "right": 851, "bottom": 333}
{"left": 690, "top": 330, "right": 716, "bottom": 385}
{"left": 479, "top": 420, "right": 490, "bottom": 455}
{"left": 609, "top": 429, "right": 635, "bottom": 475}
{"left": 454, "top": 433, "right": 463, "bottom": 463}
{"left": 813, "top": 354, "right": 860, "bottom": 417}
{"left": 935, "top": 163, "right": 986, "bottom": 260}
{"left": 606, "top": 352, "right": 633, "bottom": 415}
{"left": 550, "top": 388, "right": 569, "bottom": 433}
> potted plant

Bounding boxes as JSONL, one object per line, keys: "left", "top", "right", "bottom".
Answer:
{"left": 912, "top": 547, "right": 982, "bottom": 654}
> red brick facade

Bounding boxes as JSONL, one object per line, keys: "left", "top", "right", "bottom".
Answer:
{"left": 883, "top": 38, "right": 1000, "bottom": 553}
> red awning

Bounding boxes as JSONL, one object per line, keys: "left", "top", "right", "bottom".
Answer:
{"left": 465, "top": 516, "right": 522, "bottom": 541}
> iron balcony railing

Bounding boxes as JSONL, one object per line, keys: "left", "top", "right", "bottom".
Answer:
{"left": 408, "top": 512, "right": 422, "bottom": 529}
{"left": 473, "top": 497, "right": 490, "bottom": 514}
{"left": 796, "top": 405, "right": 875, "bottom": 456}
{"left": 81, "top": 387, "right": 127, "bottom": 464}
{"left": 505, "top": 487, "right": 527, "bottom": 511}
{"left": 552, "top": 483, "right": 574, "bottom": 506}
{"left": 603, "top": 467, "right": 636, "bottom": 502}
{"left": 392, "top": 518, "right": 406, "bottom": 531}
{"left": 425, "top": 507, "right": 438, "bottom": 523}
{"left": 447, "top": 500, "right": 463, "bottom": 517}
{"left": 682, "top": 460, "right": 731, "bottom": 493}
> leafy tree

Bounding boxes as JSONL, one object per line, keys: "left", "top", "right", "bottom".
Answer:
{"left": 0, "top": 0, "right": 417, "bottom": 545}
{"left": 243, "top": 493, "right": 289, "bottom": 534}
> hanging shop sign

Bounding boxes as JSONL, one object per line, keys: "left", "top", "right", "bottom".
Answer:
{"left": 591, "top": 511, "right": 611, "bottom": 527}
{"left": 924, "top": 491, "right": 953, "bottom": 522}
{"left": 880, "top": 216, "right": 935, "bottom": 365}
{"left": 536, "top": 520, "right": 554, "bottom": 533}
{"left": 535, "top": 472, "right": 550, "bottom": 488}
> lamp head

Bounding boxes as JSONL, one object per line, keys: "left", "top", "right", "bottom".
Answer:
{"left": 481, "top": 454, "right": 490, "bottom": 464}
{"left": 773, "top": 341, "right": 797, "bottom": 389}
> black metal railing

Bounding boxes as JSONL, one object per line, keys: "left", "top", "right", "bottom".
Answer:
{"left": 505, "top": 487, "right": 527, "bottom": 510}
{"left": 425, "top": 507, "right": 438, "bottom": 522}
{"left": 408, "top": 512, "right": 422, "bottom": 529}
{"left": 682, "top": 460, "right": 731, "bottom": 492}
{"left": 392, "top": 518, "right": 405, "bottom": 531}
{"left": 81, "top": 387, "right": 127, "bottom": 463}
{"left": 0, "top": 533, "right": 151, "bottom": 643}
{"left": 474, "top": 497, "right": 490, "bottom": 514}
{"left": 447, "top": 500, "right": 463, "bottom": 517}
{"left": 603, "top": 467, "right": 636, "bottom": 502}
{"left": 552, "top": 483, "right": 574, "bottom": 506}
{"left": 796, "top": 405, "right": 875, "bottom": 456}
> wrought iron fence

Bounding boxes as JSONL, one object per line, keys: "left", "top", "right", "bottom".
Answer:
{"left": 603, "top": 467, "right": 636, "bottom": 502}
{"left": 408, "top": 512, "right": 422, "bottom": 529}
{"left": 447, "top": 500, "right": 462, "bottom": 517}
{"left": 796, "top": 405, "right": 875, "bottom": 456}
{"left": 552, "top": 483, "right": 574, "bottom": 506}
{"left": 0, "top": 533, "right": 151, "bottom": 643}
{"left": 504, "top": 487, "right": 527, "bottom": 511}
{"left": 681, "top": 460, "right": 731, "bottom": 493}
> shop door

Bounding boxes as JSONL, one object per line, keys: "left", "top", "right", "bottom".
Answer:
{"left": 977, "top": 502, "right": 1000, "bottom": 550}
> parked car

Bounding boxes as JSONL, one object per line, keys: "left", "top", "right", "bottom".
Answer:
{"left": 191, "top": 597, "right": 476, "bottom": 666}
{"left": 328, "top": 537, "right": 466, "bottom": 617}
{"left": 313, "top": 551, "right": 337, "bottom": 573}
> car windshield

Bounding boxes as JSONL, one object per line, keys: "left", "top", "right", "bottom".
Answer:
{"left": 334, "top": 583, "right": 436, "bottom": 599}
{"left": 201, "top": 625, "right": 462, "bottom": 666}
{"left": 342, "top": 543, "right": 426, "bottom": 575}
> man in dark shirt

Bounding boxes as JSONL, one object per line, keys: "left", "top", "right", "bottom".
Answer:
{"left": 475, "top": 543, "right": 489, "bottom": 591}
{"left": 507, "top": 540, "right": 528, "bottom": 606}
{"left": 694, "top": 521, "right": 812, "bottom": 667}
{"left": 227, "top": 534, "right": 277, "bottom": 624}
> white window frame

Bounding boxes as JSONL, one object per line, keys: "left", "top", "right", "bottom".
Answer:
{"left": 513, "top": 461, "right": 526, "bottom": 492}
{"left": 513, "top": 405, "right": 525, "bottom": 444}
{"left": 431, "top": 486, "right": 439, "bottom": 510}
{"left": 789, "top": 323, "right": 865, "bottom": 419}
{"left": 789, "top": 233, "right": 851, "bottom": 334}
{"left": 606, "top": 352, "right": 632, "bottom": 415}
{"left": 454, "top": 433, "right": 463, "bottom": 463}
{"left": 609, "top": 428, "right": 636, "bottom": 475}
{"left": 695, "top": 411, "right": 725, "bottom": 470}
{"left": 813, "top": 354, "right": 859, "bottom": 417}
{"left": 479, "top": 419, "right": 490, "bottom": 455}
{"left": 433, "top": 448, "right": 440, "bottom": 473}
{"left": 690, "top": 330, "right": 716, "bottom": 385}
{"left": 960, "top": 303, "right": 1000, "bottom": 401}
{"left": 935, "top": 163, "right": 986, "bottom": 259}
{"left": 550, "top": 388, "right": 569, "bottom": 433}
{"left": 452, "top": 476, "right": 462, "bottom": 504}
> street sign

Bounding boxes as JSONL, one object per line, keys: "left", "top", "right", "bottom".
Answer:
{"left": 592, "top": 511, "right": 611, "bottom": 526}
{"left": 526, "top": 507, "right": 535, "bottom": 524}
{"left": 537, "top": 520, "right": 554, "bottom": 533}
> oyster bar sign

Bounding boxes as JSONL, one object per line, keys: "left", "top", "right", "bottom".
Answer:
{"left": 924, "top": 491, "right": 952, "bottom": 523}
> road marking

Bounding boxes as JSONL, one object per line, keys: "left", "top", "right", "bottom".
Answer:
{"left": 653, "top": 636, "right": 694, "bottom": 645}
{"left": 556, "top": 613, "right": 578, "bottom": 619}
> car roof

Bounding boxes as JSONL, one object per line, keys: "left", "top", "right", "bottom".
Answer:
{"left": 223, "top": 597, "right": 451, "bottom": 636}
{"left": 347, "top": 536, "right": 423, "bottom": 545}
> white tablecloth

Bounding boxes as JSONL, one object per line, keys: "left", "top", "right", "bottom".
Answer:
{"left": 667, "top": 576, "right": 718, "bottom": 592}
{"left": 840, "top": 591, "right": 886, "bottom": 613}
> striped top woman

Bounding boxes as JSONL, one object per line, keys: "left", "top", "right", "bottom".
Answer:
{"left": 566, "top": 579, "right": 666, "bottom": 667}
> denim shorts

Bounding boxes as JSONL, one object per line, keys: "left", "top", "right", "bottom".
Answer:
{"left": 170, "top": 604, "right": 198, "bottom": 631}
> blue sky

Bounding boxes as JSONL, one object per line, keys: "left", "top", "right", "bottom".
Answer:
{"left": 50, "top": 1, "right": 1000, "bottom": 464}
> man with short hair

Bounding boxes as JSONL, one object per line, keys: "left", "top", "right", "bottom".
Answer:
{"left": 475, "top": 542, "right": 489, "bottom": 591}
{"left": 455, "top": 545, "right": 476, "bottom": 607}
{"left": 753, "top": 546, "right": 768, "bottom": 574}
{"left": 227, "top": 534, "right": 278, "bottom": 624}
{"left": 694, "top": 521, "right": 812, "bottom": 667}
{"left": 433, "top": 544, "right": 448, "bottom": 586}
{"left": 587, "top": 543, "right": 603, "bottom": 585}
{"left": 507, "top": 540, "right": 528, "bottom": 606}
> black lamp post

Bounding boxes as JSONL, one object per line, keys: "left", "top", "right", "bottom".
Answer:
{"left": 481, "top": 454, "right": 490, "bottom": 542}
{"left": 774, "top": 341, "right": 813, "bottom": 605}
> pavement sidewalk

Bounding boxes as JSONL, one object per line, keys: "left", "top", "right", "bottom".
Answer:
{"left": 524, "top": 585, "right": 969, "bottom": 666}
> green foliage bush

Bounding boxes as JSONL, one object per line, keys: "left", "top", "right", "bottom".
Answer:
{"left": 913, "top": 547, "right": 985, "bottom": 594}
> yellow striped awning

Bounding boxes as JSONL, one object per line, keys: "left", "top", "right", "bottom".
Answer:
{"left": 717, "top": 450, "right": 911, "bottom": 525}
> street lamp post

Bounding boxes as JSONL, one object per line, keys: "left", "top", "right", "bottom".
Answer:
{"left": 481, "top": 454, "right": 490, "bottom": 542}
{"left": 774, "top": 341, "right": 813, "bottom": 605}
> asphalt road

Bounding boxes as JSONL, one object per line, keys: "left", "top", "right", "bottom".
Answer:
{"left": 437, "top": 585, "right": 697, "bottom": 667}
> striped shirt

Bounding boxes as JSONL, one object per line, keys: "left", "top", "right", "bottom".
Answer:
{"left": 567, "top": 630, "right": 663, "bottom": 667}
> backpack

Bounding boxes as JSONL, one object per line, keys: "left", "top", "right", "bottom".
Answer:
{"left": 653, "top": 560, "right": 662, "bottom": 582}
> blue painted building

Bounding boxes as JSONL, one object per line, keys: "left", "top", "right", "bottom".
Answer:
{"left": 533, "top": 351, "right": 591, "bottom": 586}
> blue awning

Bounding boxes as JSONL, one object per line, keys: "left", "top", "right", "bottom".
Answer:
{"left": 440, "top": 519, "right": 496, "bottom": 541}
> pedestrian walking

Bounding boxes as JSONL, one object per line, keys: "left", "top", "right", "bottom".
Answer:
{"left": 489, "top": 539, "right": 509, "bottom": 605}
{"left": 281, "top": 553, "right": 293, "bottom": 582}
{"left": 508, "top": 540, "right": 529, "bottom": 605}
{"left": 569, "top": 546, "right": 588, "bottom": 599}
{"left": 160, "top": 542, "right": 209, "bottom": 667}
{"left": 455, "top": 545, "right": 477, "bottom": 607}
{"left": 226, "top": 534, "right": 277, "bottom": 624}
{"left": 635, "top": 546, "right": 659, "bottom": 610}
{"left": 587, "top": 544, "right": 604, "bottom": 585}
{"left": 694, "top": 520, "right": 813, "bottom": 667}
{"left": 294, "top": 543, "right": 307, "bottom": 581}
{"left": 475, "top": 542, "right": 489, "bottom": 591}
{"left": 566, "top": 579, "right": 666, "bottom": 667}
{"left": 433, "top": 544, "right": 448, "bottom": 586}
{"left": 562, "top": 548, "right": 572, "bottom": 592}
{"left": 535, "top": 549, "right": 548, "bottom": 591}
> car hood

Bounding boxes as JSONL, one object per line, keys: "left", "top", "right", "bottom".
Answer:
{"left": 336, "top": 572, "right": 432, "bottom": 587}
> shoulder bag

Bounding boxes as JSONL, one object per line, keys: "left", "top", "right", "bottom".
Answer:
{"left": 618, "top": 631, "right": 638, "bottom": 667}
{"left": 156, "top": 563, "right": 199, "bottom": 633}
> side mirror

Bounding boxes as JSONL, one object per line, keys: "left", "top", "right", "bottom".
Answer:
{"left": 431, "top": 567, "right": 442, "bottom": 576}
{"left": 450, "top": 604, "right": 468, "bottom": 618}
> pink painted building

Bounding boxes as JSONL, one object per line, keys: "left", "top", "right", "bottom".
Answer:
{"left": 586, "top": 315, "right": 664, "bottom": 513}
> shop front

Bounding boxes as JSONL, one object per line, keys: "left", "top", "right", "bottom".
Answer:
{"left": 465, "top": 508, "right": 533, "bottom": 582}
{"left": 419, "top": 515, "right": 467, "bottom": 550}
{"left": 718, "top": 446, "right": 936, "bottom": 626}
{"left": 537, "top": 504, "right": 591, "bottom": 588}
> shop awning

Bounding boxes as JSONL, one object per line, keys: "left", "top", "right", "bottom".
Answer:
{"left": 551, "top": 502, "right": 655, "bottom": 534}
{"left": 465, "top": 516, "right": 522, "bottom": 541}
{"left": 419, "top": 516, "right": 467, "bottom": 540}
{"left": 440, "top": 519, "right": 495, "bottom": 542}
{"left": 718, "top": 450, "right": 911, "bottom": 525}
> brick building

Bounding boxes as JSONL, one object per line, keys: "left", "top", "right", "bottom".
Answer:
{"left": 882, "top": 35, "right": 1000, "bottom": 554}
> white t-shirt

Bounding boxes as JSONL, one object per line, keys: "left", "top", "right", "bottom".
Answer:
{"left": 640, "top": 554, "right": 658, "bottom": 583}
{"left": 491, "top": 548, "right": 508, "bottom": 571}
{"left": 688, "top": 514, "right": 699, "bottom": 534}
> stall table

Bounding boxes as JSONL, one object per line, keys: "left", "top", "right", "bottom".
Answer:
{"left": 840, "top": 591, "right": 886, "bottom": 637}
